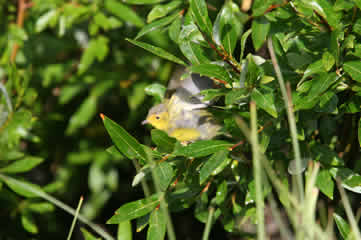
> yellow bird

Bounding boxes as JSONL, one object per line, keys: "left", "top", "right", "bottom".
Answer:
{"left": 142, "top": 69, "right": 222, "bottom": 143}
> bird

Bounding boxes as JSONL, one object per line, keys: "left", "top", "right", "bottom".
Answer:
{"left": 142, "top": 68, "right": 222, "bottom": 143}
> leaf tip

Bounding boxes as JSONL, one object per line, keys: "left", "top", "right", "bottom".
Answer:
{"left": 99, "top": 113, "right": 105, "bottom": 120}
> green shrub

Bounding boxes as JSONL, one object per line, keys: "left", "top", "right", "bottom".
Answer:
{"left": 1, "top": 0, "right": 361, "bottom": 239}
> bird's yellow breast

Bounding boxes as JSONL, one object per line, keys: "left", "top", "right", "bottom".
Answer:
{"left": 170, "top": 128, "right": 201, "bottom": 142}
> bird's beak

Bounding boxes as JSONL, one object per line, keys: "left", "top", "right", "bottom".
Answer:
{"left": 141, "top": 119, "right": 149, "bottom": 125}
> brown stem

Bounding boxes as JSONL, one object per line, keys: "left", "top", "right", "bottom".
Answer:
{"left": 206, "top": 38, "right": 241, "bottom": 74}
{"left": 11, "top": 0, "right": 28, "bottom": 64}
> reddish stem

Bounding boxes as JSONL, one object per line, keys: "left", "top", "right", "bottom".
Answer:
{"left": 11, "top": 0, "right": 29, "bottom": 63}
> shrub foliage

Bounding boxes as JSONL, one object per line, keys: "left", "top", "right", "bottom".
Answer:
{"left": 1, "top": 0, "right": 361, "bottom": 239}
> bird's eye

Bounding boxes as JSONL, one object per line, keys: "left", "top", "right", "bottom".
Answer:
{"left": 155, "top": 116, "right": 160, "bottom": 120}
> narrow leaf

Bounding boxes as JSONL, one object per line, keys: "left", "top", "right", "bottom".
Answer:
{"left": 136, "top": 12, "right": 180, "bottom": 39}
{"left": 174, "top": 140, "right": 232, "bottom": 158}
{"left": 240, "top": 29, "right": 252, "bottom": 60}
{"left": 189, "top": 64, "right": 231, "bottom": 84}
{"left": 2, "top": 177, "right": 42, "bottom": 198}
{"left": 0, "top": 156, "right": 43, "bottom": 174}
{"left": 102, "top": 114, "right": 147, "bottom": 162}
{"left": 251, "top": 88, "right": 278, "bottom": 118}
{"left": 146, "top": 209, "right": 166, "bottom": 240}
{"left": 35, "top": 10, "right": 58, "bottom": 32}
{"left": 127, "top": 38, "right": 186, "bottom": 65}
{"left": 105, "top": 0, "right": 144, "bottom": 27}
{"left": 107, "top": 193, "right": 162, "bottom": 224}
{"left": 179, "top": 40, "right": 209, "bottom": 65}
{"left": 344, "top": 61, "right": 361, "bottom": 83}
{"left": 252, "top": 16, "right": 270, "bottom": 51}
{"left": 151, "top": 129, "right": 176, "bottom": 153}
{"left": 316, "top": 169, "right": 334, "bottom": 199}
{"left": 21, "top": 211, "right": 38, "bottom": 234}
{"left": 213, "top": 1, "right": 243, "bottom": 55}
{"left": 190, "top": 0, "right": 213, "bottom": 37}
{"left": 334, "top": 213, "right": 351, "bottom": 240}
{"left": 154, "top": 161, "right": 175, "bottom": 191}
{"left": 330, "top": 168, "right": 361, "bottom": 194}
{"left": 309, "top": 73, "right": 340, "bottom": 97}
{"left": 147, "top": 1, "right": 182, "bottom": 23}
{"left": 199, "top": 150, "right": 228, "bottom": 184}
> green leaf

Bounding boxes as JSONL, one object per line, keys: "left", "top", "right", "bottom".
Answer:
{"left": 333, "top": 213, "right": 351, "bottom": 240}
{"left": 102, "top": 114, "right": 147, "bottom": 162}
{"left": 136, "top": 12, "right": 180, "bottom": 39}
{"left": 147, "top": 1, "right": 182, "bottom": 23}
{"left": 151, "top": 129, "right": 176, "bottom": 153}
{"left": 225, "top": 88, "right": 248, "bottom": 105}
{"left": 179, "top": 40, "right": 209, "bottom": 65}
{"left": 300, "top": 59, "right": 323, "bottom": 81}
{"left": 316, "top": 169, "right": 334, "bottom": 199}
{"left": 107, "top": 193, "right": 162, "bottom": 224}
{"left": 251, "top": 88, "right": 278, "bottom": 118}
{"left": 302, "top": 0, "right": 338, "bottom": 29}
{"left": 78, "top": 36, "right": 109, "bottom": 74}
{"left": 355, "top": 0, "right": 361, "bottom": 10}
{"left": 312, "top": 144, "right": 344, "bottom": 166}
{"left": 145, "top": 83, "right": 167, "bottom": 102}
{"left": 168, "top": 15, "right": 182, "bottom": 43}
{"left": 105, "top": 0, "right": 144, "bottom": 27}
{"left": 21, "top": 211, "right": 38, "bottom": 234}
{"left": 117, "top": 220, "right": 132, "bottom": 240}
{"left": 136, "top": 214, "right": 150, "bottom": 232}
{"left": 308, "top": 72, "right": 340, "bottom": 97}
{"left": 126, "top": 38, "right": 186, "bottom": 65}
{"left": 154, "top": 161, "right": 175, "bottom": 191}
{"left": 252, "top": 16, "right": 270, "bottom": 51}
{"left": 199, "top": 150, "right": 229, "bottom": 184}
{"left": 214, "top": 180, "right": 227, "bottom": 205}
{"left": 252, "top": 0, "right": 276, "bottom": 16}
{"left": 81, "top": 228, "right": 99, "bottom": 240}
{"left": 240, "top": 29, "right": 252, "bottom": 60}
{"left": 0, "top": 156, "right": 43, "bottom": 174}
{"left": 344, "top": 61, "right": 361, "bottom": 83}
{"left": 174, "top": 140, "right": 232, "bottom": 158}
{"left": 106, "top": 145, "right": 124, "bottom": 159}
{"left": 213, "top": 1, "right": 243, "bottom": 55}
{"left": 35, "top": 10, "right": 58, "bottom": 33}
{"left": 2, "top": 177, "right": 42, "bottom": 198}
{"left": 330, "top": 168, "right": 361, "bottom": 194}
{"left": 322, "top": 51, "right": 335, "bottom": 71}
{"left": 147, "top": 209, "right": 166, "bottom": 240}
{"left": 296, "top": 73, "right": 340, "bottom": 110}
{"left": 123, "top": 0, "right": 167, "bottom": 4}
{"left": 28, "top": 202, "right": 55, "bottom": 213}
{"left": 190, "top": 0, "right": 213, "bottom": 37}
{"left": 189, "top": 64, "right": 231, "bottom": 84}
{"left": 286, "top": 52, "right": 313, "bottom": 70}
{"left": 66, "top": 96, "right": 97, "bottom": 135}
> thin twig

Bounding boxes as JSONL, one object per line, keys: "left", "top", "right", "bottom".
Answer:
{"left": 66, "top": 196, "right": 84, "bottom": 240}
{"left": 0, "top": 173, "right": 115, "bottom": 240}
{"left": 11, "top": 0, "right": 29, "bottom": 63}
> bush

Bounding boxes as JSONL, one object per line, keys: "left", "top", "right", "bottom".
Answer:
{"left": 1, "top": 0, "right": 361, "bottom": 239}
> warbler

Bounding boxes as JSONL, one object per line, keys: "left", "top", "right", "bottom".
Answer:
{"left": 142, "top": 68, "right": 222, "bottom": 143}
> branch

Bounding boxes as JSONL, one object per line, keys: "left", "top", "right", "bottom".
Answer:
{"left": 10, "top": 0, "right": 30, "bottom": 63}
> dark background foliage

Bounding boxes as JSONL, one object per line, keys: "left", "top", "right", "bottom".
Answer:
{"left": 1, "top": 0, "right": 361, "bottom": 239}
